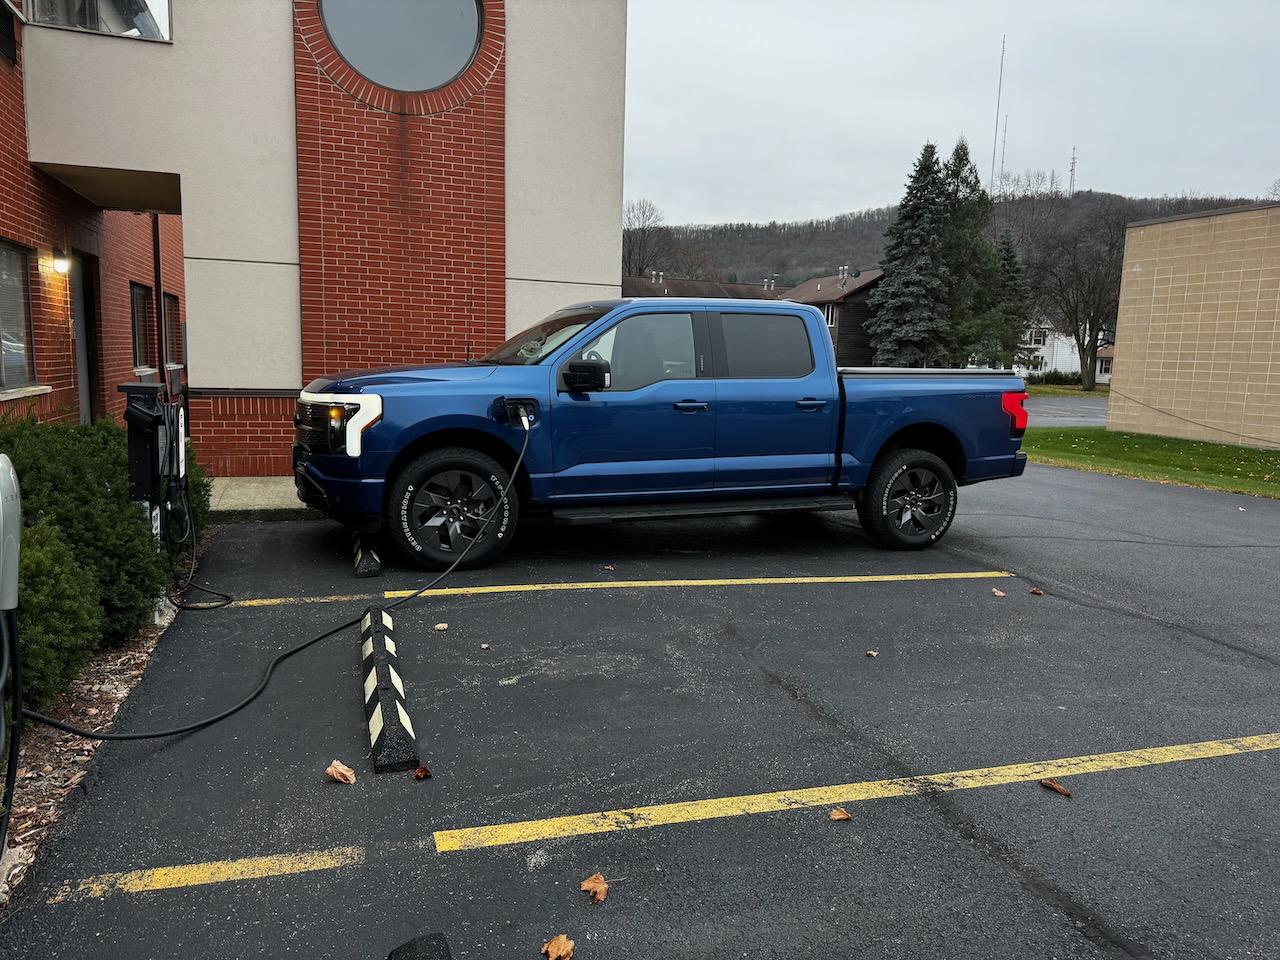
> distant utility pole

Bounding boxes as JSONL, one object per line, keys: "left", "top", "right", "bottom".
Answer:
{"left": 988, "top": 34, "right": 1006, "bottom": 193}
{"left": 1068, "top": 146, "right": 1077, "bottom": 198}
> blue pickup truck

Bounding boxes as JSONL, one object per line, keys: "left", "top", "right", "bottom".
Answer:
{"left": 293, "top": 299, "right": 1028, "bottom": 567}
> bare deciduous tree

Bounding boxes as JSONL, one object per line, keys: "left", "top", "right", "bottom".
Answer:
{"left": 622, "top": 199, "right": 676, "bottom": 277}
{"left": 1268, "top": 178, "right": 1280, "bottom": 201}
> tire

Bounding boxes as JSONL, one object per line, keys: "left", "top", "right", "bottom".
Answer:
{"left": 386, "top": 447, "right": 519, "bottom": 569}
{"left": 859, "top": 448, "right": 957, "bottom": 550}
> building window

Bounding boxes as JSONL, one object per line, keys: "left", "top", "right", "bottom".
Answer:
{"left": 1028, "top": 329, "right": 1047, "bottom": 347}
{"left": 824, "top": 304, "right": 837, "bottom": 329}
{"left": 0, "top": 241, "right": 34, "bottom": 389}
{"left": 130, "top": 282, "right": 155, "bottom": 369}
{"left": 319, "top": 0, "right": 482, "bottom": 93}
{"left": 28, "top": 0, "right": 171, "bottom": 41}
{"left": 1, "top": 4, "right": 17, "bottom": 66}
{"left": 162, "top": 291, "right": 182, "bottom": 364}
{"left": 1098, "top": 357, "right": 1112, "bottom": 375}
{"left": 1029, "top": 355, "right": 1044, "bottom": 371}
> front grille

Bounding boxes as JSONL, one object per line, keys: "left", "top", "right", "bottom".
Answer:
{"left": 294, "top": 400, "right": 334, "bottom": 452}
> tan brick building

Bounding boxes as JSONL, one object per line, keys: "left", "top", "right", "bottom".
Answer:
{"left": 1109, "top": 201, "right": 1280, "bottom": 450}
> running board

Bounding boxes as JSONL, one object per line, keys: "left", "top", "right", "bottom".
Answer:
{"left": 552, "top": 495, "right": 856, "bottom": 525}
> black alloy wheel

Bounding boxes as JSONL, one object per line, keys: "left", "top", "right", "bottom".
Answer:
{"left": 859, "top": 448, "right": 957, "bottom": 550}
{"left": 387, "top": 447, "right": 518, "bottom": 569}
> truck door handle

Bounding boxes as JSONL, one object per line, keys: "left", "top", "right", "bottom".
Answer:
{"left": 795, "top": 398, "right": 829, "bottom": 411}
{"left": 673, "top": 400, "right": 709, "bottom": 413}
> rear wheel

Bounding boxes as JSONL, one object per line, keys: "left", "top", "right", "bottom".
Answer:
{"left": 859, "top": 448, "right": 957, "bottom": 550}
{"left": 386, "top": 447, "right": 518, "bottom": 569}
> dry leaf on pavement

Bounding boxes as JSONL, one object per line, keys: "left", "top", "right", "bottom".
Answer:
{"left": 434, "top": 622, "right": 449, "bottom": 631}
{"left": 580, "top": 872, "right": 609, "bottom": 903}
{"left": 829, "top": 807, "right": 852, "bottom": 821}
{"left": 324, "top": 759, "right": 356, "bottom": 784}
{"left": 412, "top": 766, "right": 431, "bottom": 781}
{"left": 542, "top": 934, "right": 575, "bottom": 959}
{"left": 865, "top": 649, "right": 879, "bottom": 658}
{"left": 1039, "top": 777, "right": 1072, "bottom": 798}
{"left": 602, "top": 564, "right": 616, "bottom": 571}
{"left": 1029, "top": 587, "right": 1045, "bottom": 596}
{"left": 992, "top": 588, "right": 1006, "bottom": 597}
{"left": 480, "top": 643, "right": 490, "bottom": 650}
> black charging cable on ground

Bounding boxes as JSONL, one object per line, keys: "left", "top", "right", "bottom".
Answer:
{"left": 18, "top": 407, "right": 533, "bottom": 744}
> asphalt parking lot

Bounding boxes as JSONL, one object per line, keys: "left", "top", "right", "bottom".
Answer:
{"left": 3, "top": 463, "right": 1278, "bottom": 960}
{"left": 1024, "top": 393, "right": 1110, "bottom": 427}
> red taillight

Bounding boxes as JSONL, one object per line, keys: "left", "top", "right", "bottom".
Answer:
{"left": 1001, "top": 390, "right": 1029, "bottom": 434}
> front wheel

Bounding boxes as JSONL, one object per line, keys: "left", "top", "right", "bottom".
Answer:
{"left": 386, "top": 447, "right": 519, "bottom": 569}
{"left": 859, "top": 448, "right": 957, "bottom": 550}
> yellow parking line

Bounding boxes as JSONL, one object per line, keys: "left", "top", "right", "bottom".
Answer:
{"left": 49, "top": 733, "right": 1280, "bottom": 902}
{"left": 234, "top": 592, "right": 376, "bottom": 608}
{"left": 433, "top": 732, "right": 1280, "bottom": 852}
{"left": 383, "top": 569, "right": 1014, "bottom": 600}
{"left": 232, "top": 570, "right": 1014, "bottom": 608}
{"left": 49, "top": 845, "right": 364, "bottom": 903}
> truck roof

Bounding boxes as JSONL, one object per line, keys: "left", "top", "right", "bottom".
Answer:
{"left": 566, "top": 297, "right": 805, "bottom": 311}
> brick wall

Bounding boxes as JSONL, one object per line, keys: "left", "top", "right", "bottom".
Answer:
{"left": 0, "top": 16, "right": 184, "bottom": 427}
{"left": 187, "top": 2, "right": 509, "bottom": 477}
{"left": 187, "top": 394, "right": 295, "bottom": 477}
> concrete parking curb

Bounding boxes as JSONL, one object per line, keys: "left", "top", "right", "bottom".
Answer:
{"left": 359, "top": 606, "right": 420, "bottom": 773}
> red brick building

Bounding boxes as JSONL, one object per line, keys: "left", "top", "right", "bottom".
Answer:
{"left": 0, "top": 5, "right": 183, "bottom": 426}
{"left": 4, "top": 0, "right": 626, "bottom": 475}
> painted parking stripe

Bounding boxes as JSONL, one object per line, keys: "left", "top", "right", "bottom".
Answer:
{"left": 49, "top": 846, "right": 364, "bottom": 903}
{"left": 48, "top": 732, "right": 1280, "bottom": 902}
{"left": 233, "top": 570, "right": 1015, "bottom": 608}
{"left": 433, "top": 732, "right": 1280, "bottom": 852}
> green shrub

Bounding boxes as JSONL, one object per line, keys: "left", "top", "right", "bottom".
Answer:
{"left": 1026, "top": 369, "right": 1083, "bottom": 385}
{"left": 15, "top": 520, "right": 103, "bottom": 709}
{"left": 185, "top": 439, "right": 213, "bottom": 535}
{"left": 0, "top": 418, "right": 169, "bottom": 645}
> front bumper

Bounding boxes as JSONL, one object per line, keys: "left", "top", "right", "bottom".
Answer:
{"left": 292, "top": 444, "right": 384, "bottom": 530}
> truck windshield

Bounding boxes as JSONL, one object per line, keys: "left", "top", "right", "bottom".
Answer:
{"left": 480, "top": 307, "right": 609, "bottom": 364}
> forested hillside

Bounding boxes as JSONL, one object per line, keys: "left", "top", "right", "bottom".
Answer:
{"left": 662, "top": 190, "right": 1254, "bottom": 287}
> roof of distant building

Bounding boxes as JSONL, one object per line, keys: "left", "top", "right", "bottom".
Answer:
{"left": 785, "top": 268, "right": 883, "bottom": 305}
{"left": 621, "top": 276, "right": 791, "bottom": 299}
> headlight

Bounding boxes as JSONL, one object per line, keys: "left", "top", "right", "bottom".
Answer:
{"left": 297, "top": 392, "right": 383, "bottom": 456}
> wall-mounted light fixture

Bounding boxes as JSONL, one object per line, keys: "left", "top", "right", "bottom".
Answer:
{"left": 51, "top": 248, "right": 71, "bottom": 275}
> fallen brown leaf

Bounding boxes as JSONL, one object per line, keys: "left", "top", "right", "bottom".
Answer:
{"left": 412, "top": 766, "right": 431, "bottom": 781}
{"left": 601, "top": 564, "right": 616, "bottom": 571}
{"left": 1039, "top": 777, "right": 1071, "bottom": 798}
{"left": 434, "top": 622, "right": 449, "bottom": 631}
{"left": 1029, "top": 587, "right": 1045, "bottom": 596}
{"left": 324, "top": 759, "right": 356, "bottom": 784}
{"left": 865, "top": 649, "right": 879, "bottom": 658}
{"left": 542, "top": 934, "right": 574, "bottom": 959}
{"left": 580, "top": 871, "right": 609, "bottom": 903}
{"left": 480, "top": 643, "right": 490, "bottom": 650}
{"left": 992, "top": 588, "right": 1006, "bottom": 598}
{"left": 829, "top": 807, "right": 852, "bottom": 821}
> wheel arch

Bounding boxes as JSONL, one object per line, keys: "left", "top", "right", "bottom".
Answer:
{"left": 382, "top": 427, "right": 532, "bottom": 516}
{"left": 873, "top": 422, "right": 966, "bottom": 481}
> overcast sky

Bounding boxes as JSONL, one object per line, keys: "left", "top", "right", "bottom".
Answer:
{"left": 624, "top": 0, "right": 1280, "bottom": 225}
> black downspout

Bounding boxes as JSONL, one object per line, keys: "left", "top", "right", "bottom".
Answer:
{"left": 151, "top": 213, "right": 168, "bottom": 397}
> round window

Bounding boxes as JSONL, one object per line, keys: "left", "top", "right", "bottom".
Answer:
{"left": 319, "top": 0, "right": 483, "bottom": 93}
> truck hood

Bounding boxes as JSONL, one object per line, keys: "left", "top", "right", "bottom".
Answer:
{"left": 306, "top": 362, "right": 499, "bottom": 393}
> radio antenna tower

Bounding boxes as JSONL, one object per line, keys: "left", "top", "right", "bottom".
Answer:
{"left": 988, "top": 34, "right": 1006, "bottom": 192}
{"left": 998, "top": 114, "right": 1008, "bottom": 190}
{"left": 1068, "top": 146, "right": 1077, "bottom": 198}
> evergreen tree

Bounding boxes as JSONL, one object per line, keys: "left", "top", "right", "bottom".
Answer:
{"left": 940, "top": 138, "right": 1000, "bottom": 364}
{"left": 865, "top": 143, "right": 951, "bottom": 365}
{"left": 989, "top": 231, "right": 1032, "bottom": 367}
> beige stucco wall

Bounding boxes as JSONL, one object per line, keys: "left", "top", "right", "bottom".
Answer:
{"left": 22, "top": 0, "right": 302, "bottom": 389}
{"left": 505, "top": 0, "right": 626, "bottom": 335}
{"left": 1109, "top": 203, "right": 1280, "bottom": 450}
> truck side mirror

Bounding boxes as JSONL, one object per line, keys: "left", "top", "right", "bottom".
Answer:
{"left": 563, "top": 359, "right": 610, "bottom": 393}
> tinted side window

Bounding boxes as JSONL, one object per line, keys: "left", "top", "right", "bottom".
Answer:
{"left": 577, "top": 312, "right": 696, "bottom": 390}
{"left": 720, "top": 313, "right": 813, "bottom": 378}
